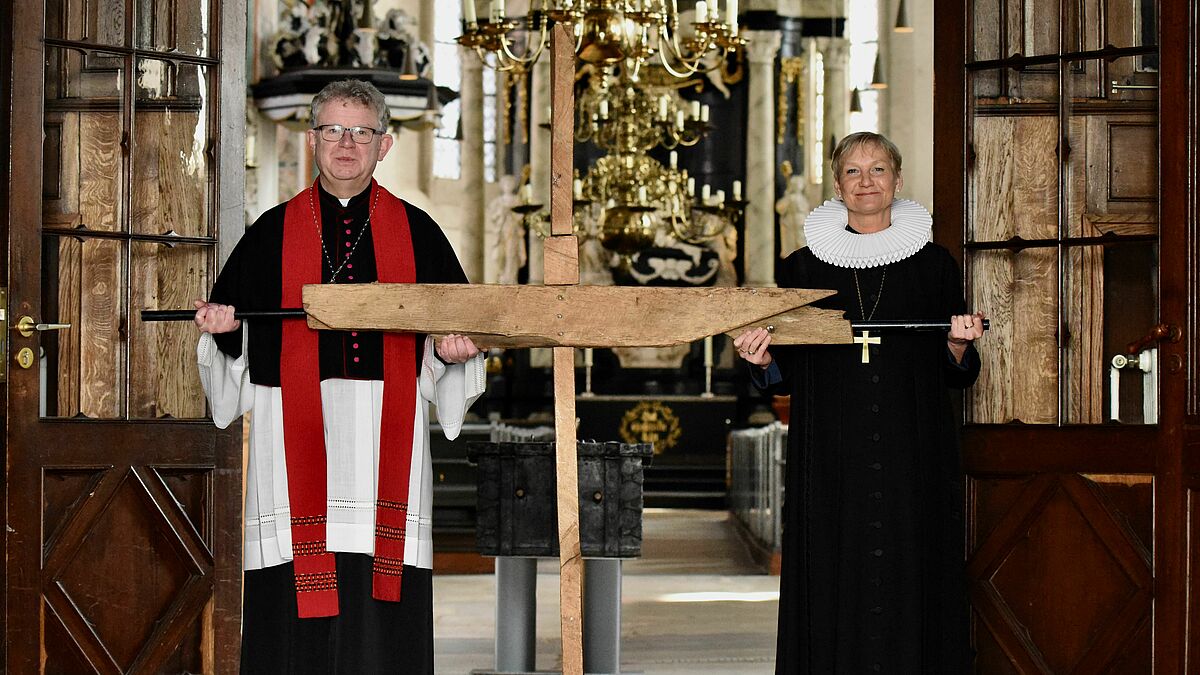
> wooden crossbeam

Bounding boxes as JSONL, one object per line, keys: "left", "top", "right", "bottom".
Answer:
{"left": 302, "top": 283, "right": 852, "bottom": 347}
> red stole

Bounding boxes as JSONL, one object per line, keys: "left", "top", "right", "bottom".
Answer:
{"left": 279, "top": 179, "right": 417, "bottom": 618}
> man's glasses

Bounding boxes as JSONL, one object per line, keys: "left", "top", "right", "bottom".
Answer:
{"left": 313, "top": 124, "right": 384, "bottom": 144}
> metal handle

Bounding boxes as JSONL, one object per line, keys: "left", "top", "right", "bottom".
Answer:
{"left": 1110, "top": 80, "right": 1158, "bottom": 94}
{"left": 14, "top": 316, "right": 71, "bottom": 338}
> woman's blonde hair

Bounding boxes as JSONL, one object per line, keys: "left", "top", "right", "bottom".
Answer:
{"left": 830, "top": 132, "right": 904, "bottom": 176}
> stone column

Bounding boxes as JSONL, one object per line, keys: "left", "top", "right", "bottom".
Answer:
{"left": 459, "top": 52, "right": 486, "bottom": 282}
{"left": 743, "top": 30, "right": 783, "bottom": 287}
{"left": 526, "top": 58, "right": 551, "bottom": 285}
{"left": 817, "top": 37, "right": 849, "bottom": 200}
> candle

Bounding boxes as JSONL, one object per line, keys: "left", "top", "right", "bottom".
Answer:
{"left": 520, "top": 183, "right": 531, "bottom": 202}
{"left": 638, "top": 185, "right": 648, "bottom": 203}
{"left": 695, "top": 0, "right": 708, "bottom": 22}
{"left": 463, "top": 0, "right": 476, "bottom": 25}
{"left": 573, "top": 178, "right": 583, "bottom": 200}
{"left": 599, "top": 99, "right": 609, "bottom": 118}
{"left": 715, "top": 189, "right": 725, "bottom": 204}
{"left": 584, "top": 347, "right": 594, "bottom": 368}
{"left": 703, "top": 336, "right": 713, "bottom": 367}
{"left": 687, "top": 177, "right": 696, "bottom": 196}
{"left": 690, "top": 100, "right": 701, "bottom": 119}
{"left": 701, "top": 183, "right": 711, "bottom": 201}
{"left": 732, "top": 179, "right": 742, "bottom": 201}
{"left": 658, "top": 96, "right": 669, "bottom": 120}
{"left": 495, "top": 0, "right": 506, "bottom": 20}
{"left": 700, "top": 104, "right": 710, "bottom": 122}
{"left": 669, "top": 150, "right": 678, "bottom": 170}
{"left": 728, "top": 0, "right": 738, "bottom": 33}
{"left": 675, "top": 109, "right": 685, "bottom": 129}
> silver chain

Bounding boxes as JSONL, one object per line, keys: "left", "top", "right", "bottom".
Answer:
{"left": 308, "top": 185, "right": 379, "bottom": 283}
{"left": 853, "top": 266, "right": 887, "bottom": 321}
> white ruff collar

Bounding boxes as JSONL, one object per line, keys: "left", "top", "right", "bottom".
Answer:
{"left": 803, "top": 198, "right": 932, "bottom": 269}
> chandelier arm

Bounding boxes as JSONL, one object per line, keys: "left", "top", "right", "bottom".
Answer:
{"left": 497, "top": 21, "right": 550, "bottom": 66}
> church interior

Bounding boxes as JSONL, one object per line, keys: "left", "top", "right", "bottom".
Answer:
{"left": 3, "top": 0, "right": 1199, "bottom": 672}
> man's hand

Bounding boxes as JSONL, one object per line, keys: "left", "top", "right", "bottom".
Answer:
{"left": 193, "top": 299, "right": 241, "bottom": 334}
{"left": 436, "top": 334, "right": 480, "bottom": 364}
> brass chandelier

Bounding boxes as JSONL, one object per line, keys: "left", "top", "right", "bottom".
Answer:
{"left": 570, "top": 66, "right": 744, "bottom": 255}
{"left": 458, "top": 0, "right": 745, "bottom": 76}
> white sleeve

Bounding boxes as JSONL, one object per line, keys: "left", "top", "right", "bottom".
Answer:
{"left": 418, "top": 334, "right": 486, "bottom": 441}
{"left": 197, "top": 330, "right": 255, "bottom": 429}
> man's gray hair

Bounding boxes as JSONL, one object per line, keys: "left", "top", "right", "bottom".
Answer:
{"left": 830, "top": 131, "right": 904, "bottom": 176}
{"left": 310, "top": 79, "right": 390, "bottom": 131}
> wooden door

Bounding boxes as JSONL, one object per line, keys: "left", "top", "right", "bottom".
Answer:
{"left": 3, "top": 0, "right": 246, "bottom": 671}
{"left": 935, "top": 0, "right": 1197, "bottom": 671}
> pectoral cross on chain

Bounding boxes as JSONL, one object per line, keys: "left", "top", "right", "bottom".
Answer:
{"left": 854, "top": 330, "right": 882, "bottom": 363}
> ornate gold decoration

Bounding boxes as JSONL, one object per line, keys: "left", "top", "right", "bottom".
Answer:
{"left": 777, "top": 55, "right": 806, "bottom": 145}
{"left": 618, "top": 400, "right": 683, "bottom": 453}
{"left": 519, "top": 65, "right": 745, "bottom": 256}
{"left": 459, "top": 1, "right": 747, "bottom": 78}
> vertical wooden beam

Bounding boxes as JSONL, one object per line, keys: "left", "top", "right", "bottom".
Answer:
{"left": 545, "top": 21, "right": 584, "bottom": 675}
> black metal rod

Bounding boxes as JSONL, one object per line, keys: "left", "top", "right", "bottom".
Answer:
{"left": 140, "top": 309, "right": 307, "bottom": 321}
{"left": 851, "top": 319, "right": 991, "bottom": 332}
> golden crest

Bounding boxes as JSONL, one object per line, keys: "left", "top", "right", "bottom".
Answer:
{"left": 618, "top": 401, "right": 682, "bottom": 454}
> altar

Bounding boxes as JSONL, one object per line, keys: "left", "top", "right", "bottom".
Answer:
{"left": 576, "top": 394, "right": 737, "bottom": 508}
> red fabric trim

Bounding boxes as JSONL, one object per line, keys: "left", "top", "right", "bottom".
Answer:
{"left": 279, "top": 179, "right": 417, "bottom": 617}
{"left": 370, "top": 184, "right": 417, "bottom": 602}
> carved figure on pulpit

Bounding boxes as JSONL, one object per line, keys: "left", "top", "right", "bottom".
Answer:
{"left": 489, "top": 175, "right": 526, "bottom": 285}
{"left": 707, "top": 213, "right": 738, "bottom": 287}
{"left": 579, "top": 235, "right": 614, "bottom": 285}
{"left": 776, "top": 160, "right": 810, "bottom": 258}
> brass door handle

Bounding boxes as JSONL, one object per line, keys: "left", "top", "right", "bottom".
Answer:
{"left": 14, "top": 315, "right": 71, "bottom": 338}
{"left": 1125, "top": 323, "right": 1182, "bottom": 355}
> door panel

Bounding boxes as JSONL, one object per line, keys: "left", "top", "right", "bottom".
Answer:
{"left": 5, "top": 0, "right": 245, "bottom": 671}
{"left": 937, "top": 0, "right": 1192, "bottom": 670}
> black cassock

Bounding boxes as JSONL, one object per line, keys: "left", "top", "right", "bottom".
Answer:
{"left": 209, "top": 184, "right": 466, "bottom": 675}
{"left": 762, "top": 243, "right": 980, "bottom": 674}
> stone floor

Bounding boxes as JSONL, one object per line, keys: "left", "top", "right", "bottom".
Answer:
{"left": 433, "top": 509, "right": 780, "bottom": 674}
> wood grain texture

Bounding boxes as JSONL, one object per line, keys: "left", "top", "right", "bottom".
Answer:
{"left": 133, "top": 111, "right": 207, "bottom": 237}
{"left": 543, "top": 235, "right": 579, "bottom": 286}
{"left": 130, "top": 242, "right": 208, "bottom": 418}
{"left": 549, "top": 24, "right": 583, "bottom": 675}
{"left": 549, "top": 23, "right": 574, "bottom": 239}
{"left": 303, "top": 284, "right": 848, "bottom": 347}
{"left": 56, "top": 238, "right": 83, "bottom": 417}
{"left": 79, "top": 238, "right": 123, "bottom": 418}
{"left": 79, "top": 112, "right": 122, "bottom": 232}
{"left": 1065, "top": 117, "right": 1103, "bottom": 423}
{"left": 969, "top": 116, "right": 1059, "bottom": 423}
{"left": 969, "top": 251, "right": 1014, "bottom": 423}
{"left": 553, "top": 347, "right": 583, "bottom": 675}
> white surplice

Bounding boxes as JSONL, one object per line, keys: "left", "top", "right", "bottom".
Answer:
{"left": 197, "top": 330, "right": 485, "bottom": 571}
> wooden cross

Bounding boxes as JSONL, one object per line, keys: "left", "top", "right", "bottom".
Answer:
{"left": 854, "top": 330, "right": 881, "bottom": 363}
{"left": 301, "top": 26, "right": 850, "bottom": 675}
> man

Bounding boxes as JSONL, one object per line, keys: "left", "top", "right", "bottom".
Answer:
{"left": 194, "top": 79, "right": 484, "bottom": 674}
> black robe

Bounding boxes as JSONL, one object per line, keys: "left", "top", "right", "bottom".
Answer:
{"left": 208, "top": 184, "right": 466, "bottom": 675}
{"left": 764, "top": 243, "right": 980, "bottom": 674}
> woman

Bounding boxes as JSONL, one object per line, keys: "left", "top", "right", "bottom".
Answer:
{"left": 736, "top": 132, "right": 984, "bottom": 673}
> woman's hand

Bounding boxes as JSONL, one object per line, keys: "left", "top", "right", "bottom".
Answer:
{"left": 193, "top": 299, "right": 240, "bottom": 334}
{"left": 436, "top": 334, "right": 480, "bottom": 364}
{"left": 947, "top": 312, "right": 985, "bottom": 363}
{"left": 733, "top": 327, "right": 773, "bottom": 369}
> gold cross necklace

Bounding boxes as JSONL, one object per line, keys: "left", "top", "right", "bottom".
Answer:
{"left": 852, "top": 266, "right": 887, "bottom": 364}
